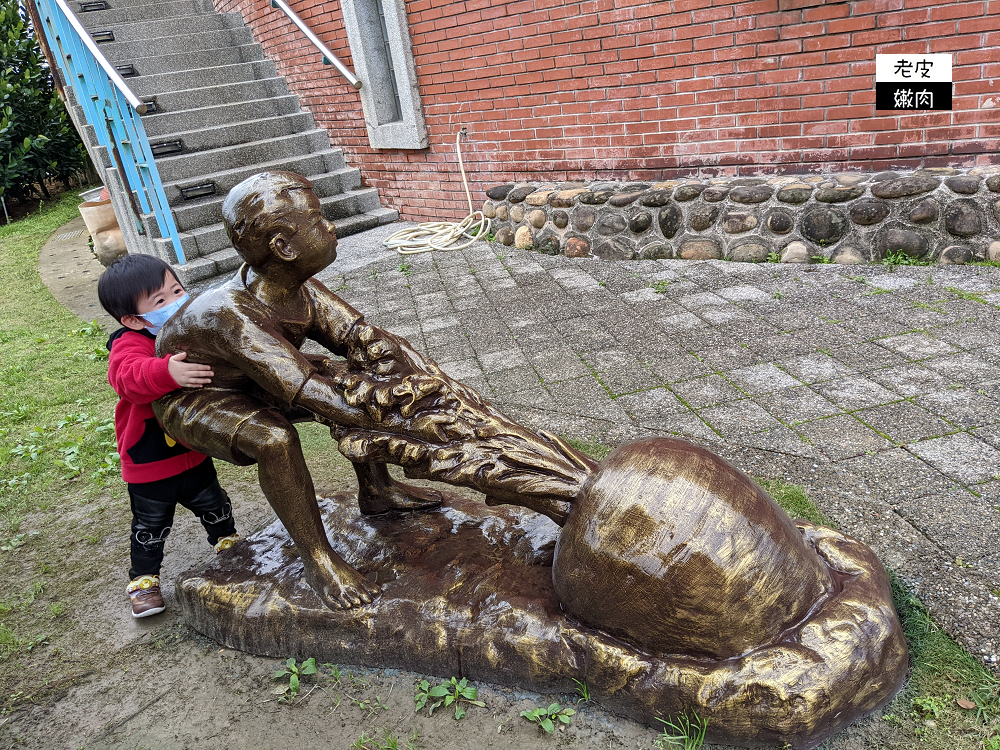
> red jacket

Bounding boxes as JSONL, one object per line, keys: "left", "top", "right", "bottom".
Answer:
{"left": 107, "top": 328, "right": 207, "bottom": 483}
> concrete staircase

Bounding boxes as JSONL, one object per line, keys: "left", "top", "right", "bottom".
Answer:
{"left": 74, "top": 0, "right": 397, "bottom": 284}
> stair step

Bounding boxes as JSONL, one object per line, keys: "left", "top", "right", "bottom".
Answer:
{"left": 152, "top": 128, "right": 331, "bottom": 184}
{"left": 171, "top": 248, "right": 242, "bottom": 286}
{"left": 115, "top": 44, "right": 265, "bottom": 77}
{"left": 138, "top": 77, "right": 290, "bottom": 115}
{"left": 126, "top": 59, "right": 278, "bottom": 99}
{"left": 149, "top": 112, "right": 314, "bottom": 157}
{"left": 161, "top": 149, "right": 348, "bottom": 203}
{"left": 170, "top": 173, "right": 360, "bottom": 232}
{"left": 95, "top": 27, "right": 254, "bottom": 62}
{"left": 143, "top": 95, "right": 302, "bottom": 138}
{"left": 75, "top": 0, "right": 215, "bottom": 27}
{"left": 79, "top": 12, "right": 243, "bottom": 45}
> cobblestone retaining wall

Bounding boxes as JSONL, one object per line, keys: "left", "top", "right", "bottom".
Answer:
{"left": 483, "top": 167, "right": 1000, "bottom": 265}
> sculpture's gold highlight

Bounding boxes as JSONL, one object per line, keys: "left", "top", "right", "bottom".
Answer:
{"left": 161, "top": 172, "right": 907, "bottom": 749}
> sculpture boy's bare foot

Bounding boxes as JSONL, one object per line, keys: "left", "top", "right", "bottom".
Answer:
{"left": 305, "top": 553, "right": 382, "bottom": 610}
{"left": 354, "top": 461, "right": 443, "bottom": 515}
{"left": 358, "top": 481, "right": 443, "bottom": 515}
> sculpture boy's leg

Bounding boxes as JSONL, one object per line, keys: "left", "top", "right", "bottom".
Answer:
{"left": 233, "top": 411, "right": 381, "bottom": 609}
{"left": 353, "top": 461, "right": 443, "bottom": 515}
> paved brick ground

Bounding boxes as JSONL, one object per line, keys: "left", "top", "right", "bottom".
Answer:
{"left": 42, "top": 220, "right": 1000, "bottom": 672}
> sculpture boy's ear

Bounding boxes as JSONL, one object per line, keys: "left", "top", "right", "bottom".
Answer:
{"left": 269, "top": 232, "right": 299, "bottom": 262}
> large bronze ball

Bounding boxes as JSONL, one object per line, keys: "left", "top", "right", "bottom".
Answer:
{"left": 553, "top": 437, "right": 834, "bottom": 659}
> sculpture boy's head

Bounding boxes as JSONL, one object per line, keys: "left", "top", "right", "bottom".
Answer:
{"left": 222, "top": 171, "right": 338, "bottom": 276}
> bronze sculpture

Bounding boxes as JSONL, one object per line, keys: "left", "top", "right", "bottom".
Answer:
{"left": 158, "top": 172, "right": 908, "bottom": 749}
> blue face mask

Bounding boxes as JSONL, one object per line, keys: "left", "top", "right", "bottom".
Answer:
{"left": 140, "top": 293, "right": 189, "bottom": 335}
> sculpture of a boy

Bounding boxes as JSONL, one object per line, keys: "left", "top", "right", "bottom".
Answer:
{"left": 153, "top": 172, "right": 453, "bottom": 610}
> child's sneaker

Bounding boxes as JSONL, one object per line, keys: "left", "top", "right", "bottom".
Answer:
{"left": 214, "top": 533, "right": 240, "bottom": 553}
{"left": 127, "top": 575, "right": 165, "bottom": 618}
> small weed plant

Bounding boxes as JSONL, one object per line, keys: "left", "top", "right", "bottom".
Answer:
{"left": 766, "top": 251, "right": 781, "bottom": 263}
{"left": 414, "top": 676, "right": 485, "bottom": 719}
{"left": 883, "top": 249, "right": 930, "bottom": 267}
{"left": 653, "top": 712, "right": 710, "bottom": 749}
{"left": 572, "top": 677, "right": 591, "bottom": 703}
{"left": 650, "top": 280, "right": 672, "bottom": 293}
{"left": 273, "top": 656, "right": 318, "bottom": 702}
{"left": 520, "top": 702, "right": 576, "bottom": 733}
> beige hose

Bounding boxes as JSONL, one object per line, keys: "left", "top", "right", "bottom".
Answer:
{"left": 383, "top": 129, "right": 491, "bottom": 255}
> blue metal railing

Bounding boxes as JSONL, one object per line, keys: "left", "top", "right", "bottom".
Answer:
{"left": 33, "top": 0, "right": 186, "bottom": 265}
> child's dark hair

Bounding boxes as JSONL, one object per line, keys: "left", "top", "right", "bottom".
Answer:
{"left": 97, "top": 254, "right": 178, "bottom": 323}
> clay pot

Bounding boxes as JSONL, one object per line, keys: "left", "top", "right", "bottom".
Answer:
{"left": 78, "top": 199, "right": 126, "bottom": 266}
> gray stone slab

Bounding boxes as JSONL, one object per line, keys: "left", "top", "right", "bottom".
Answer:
{"left": 867, "top": 363, "right": 957, "bottom": 397}
{"left": 747, "top": 333, "right": 817, "bottom": 360}
{"left": 614, "top": 388, "right": 689, "bottom": 423}
{"left": 789, "top": 324, "right": 863, "bottom": 351}
{"left": 811, "top": 376, "right": 901, "bottom": 411}
{"left": 753, "top": 386, "right": 842, "bottom": 425}
{"left": 478, "top": 348, "right": 529, "bottom": 374}
{"left": 835, "top": 449, "right": 961, "bottom": 502}
{"left": 854, "top": 401, "right": 956, "bottom": 444}
{"left": 908, "top": 432, "right": 1000, "bottom": 485}
{"left": 828, "top": 342, "right": 908, "bottom": 371}
{"left": 795, "top": 415, "right": 894, "bottom": 461}
{"left": 670, "top": 374, "right": 744, "bottom": 409}
{"left": 526, "top": 347, "right": 591, "bottom": 383}
{"left": 877, "top": 333, "right": 959, "bottom": 361}
{"left": 778, "top": 352, "right": 855, "bottom": 384}
{"left": 922, "top": 353, "right": 1000, "bottom": 388}
{"left": 730, "top": 425, "right": 819, "bottom": 459}
{"left": 645, "top": 353, "right": 714, "bottom": 383}
{"left": 597, "top": 366, "right": 663, "bottom": 397}
{"left": 694, "top": 345, "right": 763, "bottom": 371}
{"left": 697, "top": 400, "right": 783, "bottom": 437}
{"left": 916, "top": 389, "right": 1000, "bottom": 429}
{"left": 724, "top": 363, "right": 802, "bottom": 395}
{"left": 893, "top": 489, "right": 1000, "bottom": 562}
{"left": 545, "top": 376, "right": 630, "bottom": 423}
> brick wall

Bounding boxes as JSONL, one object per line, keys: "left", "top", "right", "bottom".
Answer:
{"left": 212, "top": 0, "right": 1000, "bottom": 221}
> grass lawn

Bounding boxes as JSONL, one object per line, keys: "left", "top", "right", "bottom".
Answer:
{"left": 0, "top": 197, "right": 996, "bottom": 749}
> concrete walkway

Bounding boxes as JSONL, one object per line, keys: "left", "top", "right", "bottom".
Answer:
{"left": 40, "top": 219, "right": 1000, "bottom": 672}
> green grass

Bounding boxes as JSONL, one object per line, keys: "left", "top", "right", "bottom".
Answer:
{"left": 882, "top": 249, "right": 932, "bottom": 267}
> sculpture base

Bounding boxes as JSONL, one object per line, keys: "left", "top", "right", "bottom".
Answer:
{"left": 176, "top": 493, "right": 907, "bottom": 750}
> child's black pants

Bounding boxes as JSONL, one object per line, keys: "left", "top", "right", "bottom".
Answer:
{"left": 127, "top": 459, "right": 236, "bottom": 579}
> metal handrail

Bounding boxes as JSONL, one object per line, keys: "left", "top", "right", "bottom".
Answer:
{"left": 270, "top": 0, "right": 362, "bottom": 90}
{"left": 52, "top": 0, "right": 146, "bottom": 113}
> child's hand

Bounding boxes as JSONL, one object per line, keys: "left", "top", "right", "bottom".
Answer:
{"left": 168, "top": 351, "right": 214, "bottom": 388}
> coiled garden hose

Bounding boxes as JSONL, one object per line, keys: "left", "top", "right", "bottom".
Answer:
{"left": 383, "top": 129, "right": 491, "bottom": 255}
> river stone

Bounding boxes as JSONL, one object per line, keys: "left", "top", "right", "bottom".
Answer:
{"left": 565, "top": 237, "right": 591, "bottom": 257}
{"left": 640, "top": 189, "right": 673, "bottom": 207}
{"left": 835, "top": 173, "right": 868, "bottom": 186}
{"left": 945, "top": 176, "right": 980, "bottom": 195}
{"left": 989, "top": 241, "right": 1000, "bottom": 262}
{"left": 525, "top": 190, "right": 555, "bottom": 207}
{"left": 781, "top": 241, "right": 810, "bottom": 264}
{"left": 987, "top": 175, "right": 1000, "bottom": 192}
{"left": 944, "top": 200, "right": 982, "bottom": 237}
{"left": 872, "top": 172, "right": 900, "bottom": 182}
{"left": 552, "top": 210, "right": 569, "bottom": 229}
{"left": 486, "top": 184, "right": 515, "bottom": 200}
{"left": 639, "top": 242, "right": 672, "bottom": 260}
{"left": 777, "top": 184, "right": 813, "bottom": 204}
{"left": 496, "top": 227, "right": 515, "bottom": 246}
{"left": 939, "top": 245, "right": 971, "bottom": 265}
{"left": 580, "top": 189, "right": 614, "bottom": 205}
{"left": 702, "top": 186, "right": 731, "bottom": 202}
{"left": 729, "top": 241, "right": 769, "bottom": 263}
{"left": 593, "top": 237, "right": 637, "bottom": 260}
{"left": 626, "top": 207, "right": 653, "bottom": 233}
{"left": 673, "top": 184, "right": 706, "bottom": 201}
{"left": 870, "top": 175, "right": 939, "bottom": 199}
{"left": 536, "top": 236, "right": 561, "bottom": 255}
{"left": 658, "top": 204, "right": 684, "bottom": 239}
{"left": 507, "top": 185, "right": 535, "bottom": 203}
{"left": 730, "top": 178, "right": 768, "bottom": 187}
{"left": 482, "top": 202, "right": 496, "bottom": 219}
{"left": 721, "top": 211, "right": 758, "bottom": 234}
{"left": 801, "top": 206, "right": 847, "bottom": 246}
{"left": 678, "top": 238, "right": 723, "bottom": 260}
{"left": 496, "top": 204, "right": 508, "bottom": 221}
{"left": 509, "top": 205, "right": 525, "bottom": 224}
{"left": 995, "top": 198, "right": 1000, "bottom": 223}
{"left": 526, "top": 209, "right": 546, "bottom": 229}
{"left": 919, "top": 167, "right": 958, "bottom": 176}
{"left": 730, "top": 185, "right": 774, "bottom": 204}
{"left": 815, "top": 186, "right": 865, "bottom": 203}
{"left": 597, "top": 213, "right": 628, "bottom": 236}
{"left": 690, "top": 203, "right": 723, "bottom": 231}
{"left": 514, "top": 225, "right": 533, "bottom": 249}
{"left": 766, "top": 210, "right": 794, "bottom": 234}
{"left": 549, "top": 189, "right": 587, "bottom": 208}
{"left": 831, "top": 246, "right": 867, "bottom": 265}
{"left": 908, "top": 200, "right": 938, "bottom": 224}
{"left": 877, "top": 228, "right": 929, "bottom": 259}
{"left": 609, "top": 190, "right": 645, "bottom": 207}
{"left": 573, "top": 207, "right": 596, "bottom": 231}
{"left": 849, "top": 201, "right": 889, "bottom": 226}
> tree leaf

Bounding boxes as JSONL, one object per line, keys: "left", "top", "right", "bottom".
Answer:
{"left": 956, "top": 698, "right": 976, "bottom": 710}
